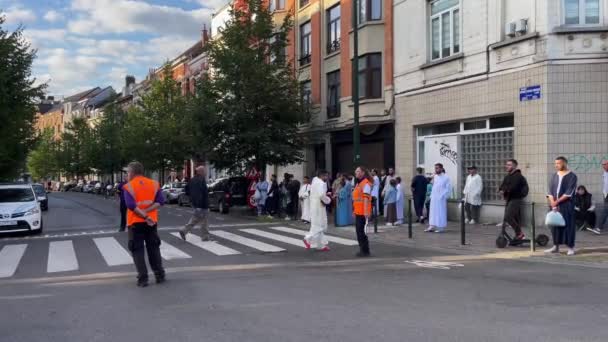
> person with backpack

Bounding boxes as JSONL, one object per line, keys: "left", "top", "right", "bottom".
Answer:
{"left": 499, "top": 159, "right": 529, "bottom": 240}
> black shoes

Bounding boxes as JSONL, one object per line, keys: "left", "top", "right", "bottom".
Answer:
{"left": 137, "top": 279, "right": 149, "bottom": 287}
{"left": 356, "top": 252, "right": 371, "bottom": 258}
{"left": 155, "top": 274, "right": 166, "bottom": 284}
{"left": 178, "top": 231, "right": 186, "bottom": 241}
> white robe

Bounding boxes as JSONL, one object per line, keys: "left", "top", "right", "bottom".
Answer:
{"left": 429, "top": 173, "right": 452, "bottom": 230}
{"left": 463, "top": 174, "right": 483, "bottom": 206}
{"left": 305, "top": 177, "right": 331, "bottom": 249}
{"left": 298, "top": 183, "right": 311, "bottom": 222}
{"left": 396, "top": 183, "right": 404, "bottom": 222}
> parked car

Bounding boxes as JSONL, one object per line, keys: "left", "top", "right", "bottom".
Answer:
{"left": 177, "top": 177, "right": 248, "bottom": 214}
{"left": 31, "top": 183, "right": 48, "bottom": 211}
{"left": 162, "top": 182, "right": 187, "bottom": 204}
{"left": 83, "top": 181, "right": 98, "bottom": 193}
{"left": 0, "top": 183, "right": 43, "bottom": 235}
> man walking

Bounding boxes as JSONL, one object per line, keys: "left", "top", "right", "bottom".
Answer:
{"left": 116, "top": 180, "right": 128, "bottom": 232}
{"left": 591, "top": 160, "right": 608, "bottom": 234}
{"left": 179, "top": 165, "right": 210, "bottom": 241}
{"left": 463, "top": 166, "right": 483, "bottom": 224}
{"left": 353, "top": 166, "right": 373, "bottom": 257}
{"left": 499, "top": 159, "right": 529, "bottom": 240}
{"left": 123, "top": 162, "right": 166, "bottom": 287}
{"left": 303, "top": 171, "right": 331, "bottom": 251}
{"left": 411, "top": 168, "right": 428, "bottom": 223}
{"left": 425, "top": 163, "right": 452, "bottom": 233}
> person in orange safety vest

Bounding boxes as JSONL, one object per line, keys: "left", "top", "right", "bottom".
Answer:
{"left": 353, "top": 166, "right": 373, "bottom": 257}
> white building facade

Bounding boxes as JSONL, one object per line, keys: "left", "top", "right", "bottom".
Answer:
{"left": 393, "top": 0, "right": 608, "bottom": 219}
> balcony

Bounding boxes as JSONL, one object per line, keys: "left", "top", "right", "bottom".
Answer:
{"left": 327, "top": 40, "right": 341, "bottom": 54}
{"left": 299, "top": 54, "right": 311, "bottom": 67}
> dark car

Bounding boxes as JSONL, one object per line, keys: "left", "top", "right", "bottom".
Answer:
{"left": 177, "top": 176, "right": 248, "bottom": 214}
{"left": 32, "top": 183, "right": 48, "bottom": 211}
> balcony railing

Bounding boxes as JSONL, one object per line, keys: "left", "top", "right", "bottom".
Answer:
{"left": 327, "top": 40, "right": 340, "bottom": 54}
{"left": 299, "top": 54, "right": 311, "bottom": 66}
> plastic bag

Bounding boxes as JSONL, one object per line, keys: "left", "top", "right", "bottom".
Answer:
{"left": 545, "top": 211, "right": 565, "bottom": 227}
{"left": 253, "top": 189, "right": 261, "bottom": 201}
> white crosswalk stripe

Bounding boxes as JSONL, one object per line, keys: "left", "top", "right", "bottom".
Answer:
{"left": 269, "top": 226, "right": 359, "bottom": 246}
{"left": 93, "top": 237, "right": 133, "bottom": 266}
{"left": 210, "top": 230, "right": 285, "bottom": 253}
{"left": 47, "top": 240, "right": 79, "bottom": 273}
{"left": 0, "top": 244, "right": 27, "bottom": 278}
{"left": 160, "top": 240, "right": 191, "bottom": 260}
{"left": 170, "top": 233, "right": 241, "bottom": 256}
{"left": 240, "top": 229, "right": 306, "bottom": 248}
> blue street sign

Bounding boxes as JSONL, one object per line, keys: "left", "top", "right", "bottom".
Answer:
{"left": 519, "top": 85, "right": 541, "bottom": 102}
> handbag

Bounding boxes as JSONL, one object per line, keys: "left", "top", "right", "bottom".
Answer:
{"left": 545, "top": 211, "right": 566, "bottom": 227}
{"left": 253, "top": 189, "right": 261, "bottom": 201}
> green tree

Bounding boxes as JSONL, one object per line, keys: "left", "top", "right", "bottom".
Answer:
{"left": 27, "top": 129, "right": 60, "bottom": 181}
{"left": 0, "top": 15, "right": 45, "bottom": 179}
{"left": 60, "top": 118, "right": 95, "bottom": 178}
{"left": 193, "top": 0, "right": 309, "bottom": 173}
{"left": 92, "top": 102, "right": 125, "bottom": 182}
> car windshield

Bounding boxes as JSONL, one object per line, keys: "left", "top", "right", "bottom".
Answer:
{"left": 32, "top": 185, "right": 46, "bottom": 196}
{"left": 0, "top": 188, "right": 36, "bottom": 203}
{"left": 175, "top": 183, "right": 186, "bottom": 188}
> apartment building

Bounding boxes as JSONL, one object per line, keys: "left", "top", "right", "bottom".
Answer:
{"left": 393, "top": 0, "right": 608, "bottom": 213}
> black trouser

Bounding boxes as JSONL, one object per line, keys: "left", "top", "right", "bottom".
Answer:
{"left": 128, "top": 223, "right": 164, "bottom": 281}
{"left": 575, "top": 210, "right": 596, "bottom": 228}
{"left": 504, "top": 198, "right": 523, "bottom": 235}
{"left": 120, "top": 203, "right": 127, "bottom": 230}
{"left": 465, "top": 203, "right": 481, "bottom": 222}
{"left": 355, "top": 215, "right": 370, "bottom": 254}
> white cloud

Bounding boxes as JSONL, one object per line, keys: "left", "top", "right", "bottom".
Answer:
{"left": 68, "top": 0, "right": 211, "bottom": 39}
{"left": 23, "top": 29, "right": 68, "bottom": 50}
{"left": 43, "top": 10, "right": 64, "bottom": 23}
{"left": 1, "top": 6, "right": 36, "bottom": 25}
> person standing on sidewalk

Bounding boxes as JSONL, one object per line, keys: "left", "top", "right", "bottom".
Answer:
{"left": 591, "top": 160, "right": 608, "bottom": 234}
{"left": 303, "top": 171, "right": 331, "bottom": 251}
{"left": 266, "top": 174, "right": 279, "bottom": 217}
{"left": 179, "top": 166, "right": 210, "bottom": 241}
{"left": 353, "top": 166, "right": 373, "bottom": 257}
{"left": 287, "top": 175, "right": 300, "bottom": 221}
{"left": 116, "top": 180, "right": 128, "bottom": 232}
{"left": 499, "top": 159, "right": 529, "bottom": 240}
{"left": 395, "top": 177, "right": 405, "bottom": 225}
{"left": 298, "top": 176, "right": 311, "bottom": 223}
{"left": 384, "top": 179, "right": 398, "bottom": 226}
{"left": 381, "top": 168, "right": 396, "bottom": 218}
{"left": 411, "top": 168, "right": 428, "bottom": 223}
{"left": 123, "top": 162, "right": 166, "bottom": 287}
{"left": 545, "top": 157, "right": 578, "bottom": 256}
{"left": 371, "top": 169, "right": 381, "bottom": 217}
{"left": 425, "top": 163, "right": 452, "bottom": 233}
{"left": 463, "top": 166, "right": 483, "bottom": 224}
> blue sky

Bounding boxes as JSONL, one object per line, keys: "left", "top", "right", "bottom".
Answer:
{"left": 1, "top": 0, "right": 229, "bottom": 97}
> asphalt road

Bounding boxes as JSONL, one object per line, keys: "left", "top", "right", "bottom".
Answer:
{"left": 1, "top": 192, "right": 607, "bottom": 342}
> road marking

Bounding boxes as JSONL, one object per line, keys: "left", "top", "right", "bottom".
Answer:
{"left": 47, "top": 241, "right": 79, "bottom": 273}
{"left": 270, "top": 226, "right": 359, "bottom": 246}
{"left": 405, "top": 259, "right": 464, "bottom": 270}
{"left": 210, "top": 230, "right": 285, "bottom": 253}
{"left": 0, "top": 294, "right": 53, "bottom": 300}
{"left": 0, "top": 244, "right": 27, "bottom": 278}
{"left": 240, "top": 229, "right": 305, "bottom": 248}
{"left": 160, "top": 240, "right": 191, "bottom": 260}
{"left": 93, "top": 237, "right": 132, "bottom": 266}
{"left": 170, "top": 233, "right": 241, "bottom": 256}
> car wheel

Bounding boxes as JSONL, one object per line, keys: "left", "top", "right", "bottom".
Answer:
{"left": 220, "top": 201, "right": 229, "bottom": 214}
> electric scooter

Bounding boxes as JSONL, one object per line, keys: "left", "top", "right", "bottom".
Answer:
{"left": 495, "top": 222, "right": 549, "bottom": 248}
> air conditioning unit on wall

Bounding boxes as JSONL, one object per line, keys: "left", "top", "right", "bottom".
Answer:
{"left": 515, "top": 19, "right": 528, "bottom": 34}
{"left": 505, "top": 22, "right": 517, "bottom": 37}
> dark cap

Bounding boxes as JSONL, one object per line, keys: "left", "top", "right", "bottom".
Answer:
{"left": 467, "top": 165, "right": 477, "bottom": 170}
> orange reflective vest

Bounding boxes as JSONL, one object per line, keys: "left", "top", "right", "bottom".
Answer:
{"left": 124, "top": 176, "right": 160, "bottom": 226}
{"left": 353, "top": 178, "right": 372, "bottom": 216}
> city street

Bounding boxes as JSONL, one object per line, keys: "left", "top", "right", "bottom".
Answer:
{"left": 0, "top": 192, "right": 607, "bottom": 342}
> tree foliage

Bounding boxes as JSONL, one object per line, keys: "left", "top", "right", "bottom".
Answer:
{"left": 0, "top": 15, "right": 45, "bottom": 180}
{"left": 194, "top": 0, "right": 309, "bottom": 173}
{"left": 60, "top": 118, "right": 96, "bottom": 178}
{"left": 27, "top": 129, "right": 60, "bottom": 180}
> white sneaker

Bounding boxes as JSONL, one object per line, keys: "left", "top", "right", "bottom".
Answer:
{"left": 465, "top": 220, "right": 471, "bottom": 224}
{"left": 386, "top": 223, "right": 393, "bottom": 227}
{"left": 544, "top": 246, "right": 559, "bottom": 254}
{"left": 567, "top": 248, "right": 575, "bottom": 256}
{"left": 469, "top": 220, "right": 476, "bottom": 225}
{"left": 586, "top": 227, "right": 601, "bottom": 235}
{"left": 425, "top": 226, "right": 436, "bottom": 232}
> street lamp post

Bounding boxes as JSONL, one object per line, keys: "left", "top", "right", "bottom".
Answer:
{"left": 352, "top": 0, "right": 361, "bottom": 167}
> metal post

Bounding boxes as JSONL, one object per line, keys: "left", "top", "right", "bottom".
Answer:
{"left": 352, "top": 0, "right": 360, "bottom": 166}
{"left": 530, "top": 202, "right": 536, "bottom": 252}
{"left": 408, "top": 197, "right": 413, "bottom": 239}
{"left": 460, "top": 200, "right": 466, "bottom": 245}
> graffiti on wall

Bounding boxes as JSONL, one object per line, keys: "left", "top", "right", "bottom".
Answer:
{"left": 567, "top": 154, "right": 608, "bottom": 172}
{"left": 439, "top": 142, "right": 458, "bottom": 165}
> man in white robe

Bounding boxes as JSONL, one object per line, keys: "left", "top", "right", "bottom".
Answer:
{"left": 304, "top": 171, "right": 331, "bottom": 251}
{"left": 463, "top": 166, "right": 483, "bottom": 224}
{"left": 395, "top": 177, "right": 404, "bottom": 225}
{"left": 426, "top": 163, "right": 452, "bottom": 233}
{"left": 371, "top": 169, "right": 381, "bottom": 216}
{"left": 298, "top": 176, "right": 312, "bottom": 223}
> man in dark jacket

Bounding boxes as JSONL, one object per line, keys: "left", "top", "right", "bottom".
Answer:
{"left": 499, "top": 159, "right": 529, "bottom": 240}
{"left": 266, "top": 175, "right": 279, "bottom": 217}
{"left": 179, "top": 165, "right": 210, "bottom": 241}
{"left": 287, "top": 174, "right": 301, "bottom": 220}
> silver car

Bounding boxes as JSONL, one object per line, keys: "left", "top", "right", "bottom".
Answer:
{"left": 161, "top": 182, "right": 186, "bottom": 204}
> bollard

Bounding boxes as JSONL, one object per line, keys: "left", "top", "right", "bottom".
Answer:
{"left": 530, "top": 202, "right": 536, "bottom": 252}
{"left": 408, "top": 197, "right": 413, "bottom": 239}
{"left": 460, "top": 200, "right": 466, "bottom": 245}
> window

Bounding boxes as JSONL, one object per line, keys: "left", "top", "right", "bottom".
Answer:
{"left": 327, "top": 5, "right": 341, "bottom": 54}
{"left": 359, "top": 0, "right": 382, "bottom": 24}
{"left": 430, "top": 0, "right": 460, "bottom": 61}
{"left": 463, "top": 120, "right": 486, "bottom": 131}
{"left": 301, "top": 81, "right": 312, "bottom": 112}
{"left": 564, "top": 0, "right": 600, "bottom": 25}
{"left": 357, "top": 53, "right": 382, "bottom": 99}
{"left": 299, "top": 21, "right": 312, "bottom": 66}
{"left": 270, "top": 0, "right": 285, "bottom": 11}
{"left": 327, "top": 70, "right": 341, "bottom": 118}
{"left": 300, "top": 0, "right": 310, "bottom": 8}
{"left": 489, "top": 116, "right": 514, "bottom": 129}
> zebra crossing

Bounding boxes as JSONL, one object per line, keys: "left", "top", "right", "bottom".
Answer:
{"left": 0, "top": 226, "right": 358, "bottom": 279}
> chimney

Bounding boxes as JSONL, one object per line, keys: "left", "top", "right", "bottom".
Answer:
{"left": 47, "top": 96, "right": 54, "bottom": 101}
{"left": 202, "top": 24, "right": 209, "bottom": 47}
{"left": 125, "top": 75, "right": 136, "bottom": 87}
